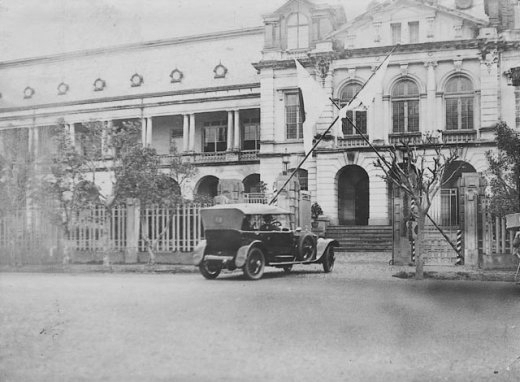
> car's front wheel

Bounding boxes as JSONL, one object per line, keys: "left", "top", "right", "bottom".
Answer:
{"left": 243, "top": 247, "right": 265, "bottom": 280}
{"left": 322, "top": 245, "right": 335, "bottom": 273}
{"left": 199, "top": 260, "right": 222, "bottom": 279}
{"left": 298, "top": 234, "right": 316, "bottom": 262}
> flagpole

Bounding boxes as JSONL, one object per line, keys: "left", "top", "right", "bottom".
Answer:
{"left": 346, "top": 45, "right": 398, "bottom": 109}
{"left": 269, "top": 47, "right": 397, "bottom": 205}
{"left": 268, "top": 114, "right": 341, "bottom": 205}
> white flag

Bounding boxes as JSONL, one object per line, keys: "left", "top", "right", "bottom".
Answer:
{"left": 339, "top": 54, "right": 391, "bottom": 122}
{"left": 295, "top": 59, "right": 330, "bottom": 155}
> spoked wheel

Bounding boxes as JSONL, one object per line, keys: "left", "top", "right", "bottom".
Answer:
{"left": 199, "top": 260, "right": 222, "bottom": 279}
{"left": 298, "top": 235, "right": 316, "bottom": 262}
{"left": 282, "top": 265, "right": 293, "bottom": 274}
{"left": 243, "top": 247, "right": 265, "bottom": 280}
{"left": 322, "top": 245, "right": 335, "bottom": 273}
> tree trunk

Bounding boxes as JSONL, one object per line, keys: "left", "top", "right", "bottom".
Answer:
{"left": 102, "top": 209, "right": 112, "bottom": 268}
{"left": 415, "top": 212, "right": 427, "bottom": 280}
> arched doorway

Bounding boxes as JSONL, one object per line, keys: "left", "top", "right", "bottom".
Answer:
{"left": 438, "top": 161, "right": 476, "bottom": 226}
{"left": 337, "top": 165, "right": 369, "bottom": 226}
{"left": 157, "top": 176, "right": 181, "bottom": 198}
{"left": 195, "top": 176, "right": 219, "bottom": 201}
{"left": 243, "top": 174, "right": 262, "bottom": 193}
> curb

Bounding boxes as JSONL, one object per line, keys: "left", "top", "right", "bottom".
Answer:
{"left": 393, "top": 270, "right": 517, "bottom": 282}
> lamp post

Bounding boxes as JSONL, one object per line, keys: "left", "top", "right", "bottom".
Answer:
{"left": 282, "top": 149, "right": 290, "bottom": 175}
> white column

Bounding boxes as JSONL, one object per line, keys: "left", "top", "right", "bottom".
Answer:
{"left": 68, "top": 123, "right": 76, "bottom": 148}
{"left": 104, "top": 120, "right": 113, "bottom": 157}
{"left": 146, "top": 117, "right": 153, "bottom": 147}
{"left": 141, "top": 117, "right": 146, "bottom": 146}
{"left": 226, "top": 110, "right": 234, "bottom": 151}
{"left": 233, "top": 109, "right": 240, "bottom": 150}
{"left": 33, "top": 126, "right": 39, "bottom": 160}
{"left": 182, "top": 114, "right": 189, "bottom": 152}
{"left": 383, "top": 95, "right": 390, "bottom": 143}
{"left": 425, "top": 61, "right": 437, "bottom": 134}
{"left": 189, "top": 113, "right": 196, "bottom": 151}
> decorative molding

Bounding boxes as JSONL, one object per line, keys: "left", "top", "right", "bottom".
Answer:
{"left": 93, "top": 78, "right": 106, "bottom": 91}
{"left": 57, "top": 82, "right": 69, "bottom": 95}
{"left": 453, "top": 58, "right": 463, "bottom": 72}
{"left": 130, "top": 73, "right": 144, "bottom": 87}
{"left": 0, "top": 82, "right": 260, "bottom": 115}
{"left": 314, "top": 57, "right": 331, "bottom": 81}
{"left": 170, "top": 68, "right": 183, "bottom": 83}
{"left": 480, "top": 49, "right": 498, "bottom": 73}
{"left": 424, "top": 60, "right": 438, "bottom": 68}
{"left": 23, "top": 86, "right": 35, "bottom": 99}
{"left": 213, "top": 62, "right": 228, "bottom": 78}
{"left": 346, "top": 67, "right": 356, "bottom": 79}
{"left": 400, "top": 64, "right": 408, "bottom": 76}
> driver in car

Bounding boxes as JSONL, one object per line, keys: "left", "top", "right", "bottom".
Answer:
{"left": 260, "top": 214, "right": 280, "bottom": 231}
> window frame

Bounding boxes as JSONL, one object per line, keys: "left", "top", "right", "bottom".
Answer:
{"left": 408, "top": 21, "right": 419, "bottom": 43}
{"left": 391, "top": 79, "right": 420, "bottom": 133}
{"left": 444, "top": 76, "right": 474, "bottom": 131}
{"left": 391, "top": 23, "right": 402, "bottom": 45}
{"left": 339, "top": 82, "right": 367, "bottom": 135}
{"left": 287, "top": 12, "right": 309, "bottom": 50}
{"left": 203, "top": 120, "right": 227, "bottom": 153}
{"left": 285, "top": 91, "right": 303, "bottom": 140}
{"left": 242, "top": 117, "right": 261, "bottom": 151}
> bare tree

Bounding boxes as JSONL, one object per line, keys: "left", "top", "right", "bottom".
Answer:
{"left": 375, "top": 135, "right": 460, "bottom": 279}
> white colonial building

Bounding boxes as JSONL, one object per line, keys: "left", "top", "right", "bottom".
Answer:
{"left": 1, "top": 0, "right": 519, "bottom": 233}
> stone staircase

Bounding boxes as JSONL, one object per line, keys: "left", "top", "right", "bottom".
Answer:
{"left": 325, "top": 225, "right": 393, "bottom": 252}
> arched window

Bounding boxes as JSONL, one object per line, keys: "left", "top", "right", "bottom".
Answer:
{"left": 445, "top": 76, "right": 474, "bottom": 130}
{"left": 391, "top": 79, "right": 420, "bottom": 133}
{"left": 339, "top": 83, "right": 367, "bottom": 135}
{"left": 287, "top": 13, "right": 309, "bottom": 50}
{"left": 288, "top": 168, "right": 308, "bottom": 191}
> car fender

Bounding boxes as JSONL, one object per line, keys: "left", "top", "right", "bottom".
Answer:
{"left": 192, "top": 240, "right": 207, "bottom": 265}
{"left": 235, "top": 240, "right": 263, "bottom": 268}
{"left": 315, "top": 238, "right": 339, "bottom": 261}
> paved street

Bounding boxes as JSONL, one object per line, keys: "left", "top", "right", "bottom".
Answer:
{"left": 1, "top": 260, "right": 519, "bottom": 382}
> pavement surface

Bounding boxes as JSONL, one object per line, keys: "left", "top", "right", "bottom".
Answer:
{"left": 1, "top": 251, "right": 517, "bottom": 283}
{"left": 1, "top": 262, "right": 519, "bottom": 382}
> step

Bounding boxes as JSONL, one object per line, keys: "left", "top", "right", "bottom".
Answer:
{"left": 326, "top": 225, "right": 393, "bottom": 252}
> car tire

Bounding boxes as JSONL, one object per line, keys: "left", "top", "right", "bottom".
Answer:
{"left": 199, "top": 260, "right": 221, "bottom": 279}
{"left": 298, "top": 234, "right": 316, "bottom": 262}
{"left": 243, "top": 247, "right": 265, "bottom": 280}
{"left": 322, "top": 245, "right": 335, "bottom": 273}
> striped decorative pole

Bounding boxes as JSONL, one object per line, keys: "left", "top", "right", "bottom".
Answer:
{"left": 455, "top": 229, "right": 463, "bottom": 265}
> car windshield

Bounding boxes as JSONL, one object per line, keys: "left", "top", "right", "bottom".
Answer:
{"left": 241, "top": 214, "right": 293, "bottom": 231}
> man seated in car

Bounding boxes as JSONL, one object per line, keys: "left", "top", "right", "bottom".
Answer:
{"left": 260, "top": 214, "right": 280, "bottom": 231}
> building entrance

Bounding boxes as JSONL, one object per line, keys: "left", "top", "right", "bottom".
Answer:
{"left": 337, "top": 165, "right": 369, "bottom": 226}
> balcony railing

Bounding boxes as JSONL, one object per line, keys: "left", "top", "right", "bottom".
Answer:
{"left": 441, "top": 129, "right": 477, "bottom": 143}
{"left": 337, "top": 136, "right": 370, "bottom": 148}
{"left": 388, "top": 132, "right": 423, "bottom": 145}
{"left": 173, "top": 150, "right": 259, "bottom": 164}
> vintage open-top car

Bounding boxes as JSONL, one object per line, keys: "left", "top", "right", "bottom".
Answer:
{"left": 193, "top": 203, "right": 338, "bottom": 280}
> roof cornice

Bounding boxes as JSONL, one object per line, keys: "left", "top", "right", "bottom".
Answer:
{"left": 0, "top": 27, "right": 264, "bottom": 69}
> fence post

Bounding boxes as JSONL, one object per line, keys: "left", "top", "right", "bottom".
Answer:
{"left": 125, "top": 199, "right": 140, "bottom": 263}
{"left": 461, "top": 173, "right": 481, "bottom": 267}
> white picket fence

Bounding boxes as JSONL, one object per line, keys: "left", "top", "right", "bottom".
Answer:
{"left": 138, "top": 204, "right": 207, "bottom": 253}
{"left": 69, "top": 205, "right": 127, "bottom": 251}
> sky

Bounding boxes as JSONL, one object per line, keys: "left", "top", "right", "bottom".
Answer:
{"left": 0, "top": 0, "right": 369, "bottom": 61}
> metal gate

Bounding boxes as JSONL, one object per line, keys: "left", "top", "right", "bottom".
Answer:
{"left": 423, "top": 188, "right": 460, "bottom": 265}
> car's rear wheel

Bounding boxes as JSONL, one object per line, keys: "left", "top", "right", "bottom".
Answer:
{"left": 243, "top": 247, "right": 265, "bottom": 280}
{"left": 322, "top": 245, "right": 335, "bottom": 273}
{"left": 298, "top": 235, "right": 316, "bottom": 261}
{"left": 199, "top": 260, "right": 222, "bottom": 279}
